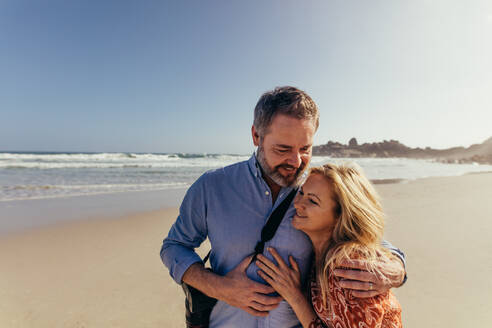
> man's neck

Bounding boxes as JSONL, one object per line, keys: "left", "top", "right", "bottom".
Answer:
{"left": 262, "top": 174, "right": 281, "bottom": 204}
{"left": 255, "top": 160, "right": 282, "bottom": 204}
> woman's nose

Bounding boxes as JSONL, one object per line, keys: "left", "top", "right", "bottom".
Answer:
{"left": 293, "top": 193, "right": 302, "bottom": 208}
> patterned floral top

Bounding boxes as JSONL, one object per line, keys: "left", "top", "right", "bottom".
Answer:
{"left": 308, "top": 265, "right": 402, "bottom": 328}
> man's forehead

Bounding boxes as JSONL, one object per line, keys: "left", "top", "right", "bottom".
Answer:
{"left": 265, "top": 120, "right": 314, "bottom": 143}
{"left": 268, "top": 114, "right": 316, "bottom": 130}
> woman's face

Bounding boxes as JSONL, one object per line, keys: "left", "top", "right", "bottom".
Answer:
{"left": 292, "top": 173, "right": 338, "bottom": 237}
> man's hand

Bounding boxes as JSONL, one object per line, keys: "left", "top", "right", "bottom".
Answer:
{"left": 182, "top": 255, "right": 282, "bottom": 317}
{"left": 333, "top": 256, "right": 405, "bottom": 298}
{"left": 219, "top": 255, "right": 283, "bottom": 316}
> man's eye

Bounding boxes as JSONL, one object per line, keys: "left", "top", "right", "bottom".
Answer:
{"left": 276, "top": 149, "right": 289, "bottom": 153}
{"left": 309, "top": 199, "right": 318, "bottom": 205}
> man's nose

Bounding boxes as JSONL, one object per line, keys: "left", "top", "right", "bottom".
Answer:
{"left": 286, "top": 152, "right": 302, "bottom": 168}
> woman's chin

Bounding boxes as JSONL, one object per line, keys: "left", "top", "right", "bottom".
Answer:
{"left": 291, "top": 215, "right": 305, "bottom": 231}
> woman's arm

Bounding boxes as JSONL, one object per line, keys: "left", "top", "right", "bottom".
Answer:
{"left": 256, "top": 248, "right": 323, "bottom": 328}
{"left": 257, "top": 247, "right": 401, "bottom": 328}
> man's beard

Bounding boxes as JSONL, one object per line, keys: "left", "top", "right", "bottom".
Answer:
{"left": 256, "top": 145, "right": 307, "bottom": 188}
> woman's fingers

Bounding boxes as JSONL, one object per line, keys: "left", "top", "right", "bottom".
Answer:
{"left": 258, "top": 270, "right": 275, "bottom": 286}
{"left": 289, "top": 256, "right": 300, "bottom": 273}
{"left": 256, "top": 259, "right": 278, "bottom": 279}
{"left": 267, "top": 247, "right": 288, "bottom": 269}
{"left": 256, "top": 254, "right": 279, "bottom": 273}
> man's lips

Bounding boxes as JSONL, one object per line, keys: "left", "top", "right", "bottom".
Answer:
{"left": 278, "top": 165, "right": 297, "bottom": 173}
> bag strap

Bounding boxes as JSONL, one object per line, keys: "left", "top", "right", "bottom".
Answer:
{"left": 202, "top": 187, "right": 298, "bottom": 265}
{"left": 252, "top": 188, "right": 298, "bottom": 261}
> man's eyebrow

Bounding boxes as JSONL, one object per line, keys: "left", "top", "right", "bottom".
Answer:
{"left": 308, "top": 193, "right": 321, "bottom": 203}
{"left": 275, "top": 144, "right": 293, "bottom": 148}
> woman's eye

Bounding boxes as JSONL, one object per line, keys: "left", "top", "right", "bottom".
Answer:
{"left": 309, "top": 199, "right": 318, "bottom": 205}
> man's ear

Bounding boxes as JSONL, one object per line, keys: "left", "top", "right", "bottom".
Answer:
{"left": 251, "top": 125, "right": 260, "bottom": 147}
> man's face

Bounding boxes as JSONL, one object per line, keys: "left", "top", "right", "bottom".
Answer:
{"left": 253, "top": 114, "right": 316, "bottom": 188}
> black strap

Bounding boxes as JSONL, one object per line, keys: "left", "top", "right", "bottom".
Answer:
{"left": 203, "top": 251, "right": 211, "bottom": 264}
{"left": 201, "top": 188, "right": 298, "bottom": 265}
{"left": 252, "top": 188, "right": 298, "bottom": 261}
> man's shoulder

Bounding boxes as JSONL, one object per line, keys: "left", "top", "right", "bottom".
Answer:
{"left": 186, "top": 159, "right": 252, "bottom": 195}
{"left": 199, "top": 158, "right": 251, "bottom": 181}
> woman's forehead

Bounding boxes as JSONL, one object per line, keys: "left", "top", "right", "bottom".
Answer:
{"left": 304, "top": 173, "right": 331, "bottom": 191}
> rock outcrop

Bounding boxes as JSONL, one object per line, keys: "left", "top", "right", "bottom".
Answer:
{"left": 312, "top": 137, "right": 492, "bottom": 165}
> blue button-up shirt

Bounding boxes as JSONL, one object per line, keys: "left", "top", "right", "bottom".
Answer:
{"left": 161, "top": 155, "right": 405, "bottom": 328}
{"left": 161, "top": 155, "right": 312, "bottom": 327}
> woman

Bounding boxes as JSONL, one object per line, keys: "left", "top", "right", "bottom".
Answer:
{"left": 256, "top": 163, "right": 402, "bottom": 328}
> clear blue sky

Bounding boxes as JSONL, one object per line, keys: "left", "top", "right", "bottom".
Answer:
{"left": 1, "top": 0, "right": 491, "bottom": 154}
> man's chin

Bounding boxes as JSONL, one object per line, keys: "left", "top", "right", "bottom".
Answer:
{"left": 271, "top": 172, "right": 301, "bottom": 188}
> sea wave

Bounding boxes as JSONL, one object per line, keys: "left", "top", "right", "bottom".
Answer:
{"left": 0, "top": 152, "right": 246, "bottom": 161}
{"left": 3, "top": 152, "right": 492, "bottom": 203}
{"left": 0, "top": 152, "right": 250, "bottom": 169}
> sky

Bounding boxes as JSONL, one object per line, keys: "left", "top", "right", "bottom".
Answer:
{"left": 1, "top": 0, "right": 491, "bottom": 154}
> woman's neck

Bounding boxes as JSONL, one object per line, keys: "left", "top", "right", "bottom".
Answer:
{"left": 309, "top": 232, "right": 332, "bottom": 265}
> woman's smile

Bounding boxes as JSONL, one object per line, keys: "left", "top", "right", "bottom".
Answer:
{"left": 291, "top": 173, "right": 338, "bottom": 237}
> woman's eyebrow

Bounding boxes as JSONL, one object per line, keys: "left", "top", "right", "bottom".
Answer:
{"left": 307, "top": 192, "right": 321, "bottom": 203}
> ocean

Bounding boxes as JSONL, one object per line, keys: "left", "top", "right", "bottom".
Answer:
{"left": 2, "top": 151, "right": 492, "bottom": 202}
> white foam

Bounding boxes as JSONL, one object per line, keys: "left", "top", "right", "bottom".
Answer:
{"left": 2, "top": 152, "right": 492, "bottom": 202}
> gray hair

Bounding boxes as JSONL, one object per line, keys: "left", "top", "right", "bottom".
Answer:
{"left": 253, "top": 86, "right": 319, "bottom": 137}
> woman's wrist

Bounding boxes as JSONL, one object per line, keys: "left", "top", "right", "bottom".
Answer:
{"left": 285, "top": 289, "right": 306, "bottom": 308}
{"left": 287, "top": 291, "right": 319, "bottom": 328}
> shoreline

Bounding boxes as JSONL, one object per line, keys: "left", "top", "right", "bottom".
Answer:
{"left": 3, "top": 170, "right": 492, "bottom": 235}
{"left": 0, "top": 187, "right": 187, "bottom": 235}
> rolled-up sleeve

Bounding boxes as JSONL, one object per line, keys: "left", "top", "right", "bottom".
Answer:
{"left": 160, "top": 175, "right": 209, "bottom": 284}
{"left": 381, "top": 239, "right": 406, "bottom": 268}
{"left": 382, "top": 239, "right": 407, "bottom": 285}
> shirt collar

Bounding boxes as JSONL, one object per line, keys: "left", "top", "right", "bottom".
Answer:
{"left": 247, "top": 152, "right": 262, "bottom": 178}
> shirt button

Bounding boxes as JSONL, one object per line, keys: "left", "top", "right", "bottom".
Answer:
{"left": 265, "top": 191, "right": 270, "bottom": 196}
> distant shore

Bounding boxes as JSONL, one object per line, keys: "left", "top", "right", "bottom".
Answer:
{"left": 1, "top": 173, "right": 492, "bottom": 327}
{"left": 313, "top": 137, "right": 492, "bottom": 165}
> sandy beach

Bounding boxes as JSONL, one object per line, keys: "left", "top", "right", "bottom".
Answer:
{"left": 1, "top": 173, "right": 492, "bottom": 328}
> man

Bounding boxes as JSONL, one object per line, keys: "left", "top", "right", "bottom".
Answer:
{"left": 161, "top": 86, "right": 405, "bottom": 327}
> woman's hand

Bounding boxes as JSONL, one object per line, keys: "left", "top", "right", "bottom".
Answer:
{"left": 256, "top": 247, "right": 304, "bottom": 305}
{"left": 257, "top": 247, "right": 322, "bottom": 328}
